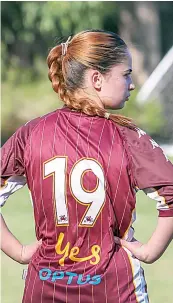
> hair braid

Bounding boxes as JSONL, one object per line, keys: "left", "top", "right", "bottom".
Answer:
{"left": 47, "top": 45, "right": 70, "bottom": 104}
{"left": 47, "top": 31, "right": 137, "bottom": 130}
{"left": 63, "top": 97, "right": 136, "bottom": 129}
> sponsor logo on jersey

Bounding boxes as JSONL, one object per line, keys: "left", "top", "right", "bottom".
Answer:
{"left": 55, "top": 232, "right": 101, "bottom": 266}
{"left": 39, "top": 268, "right": 102, "bottom": 285}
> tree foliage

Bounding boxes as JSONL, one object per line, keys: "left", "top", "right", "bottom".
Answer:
{"left": 2, "top": 1, "right": 119, "bottom": 79}
{"left": 1, "top": 2, "right": 164, "bottom": 142}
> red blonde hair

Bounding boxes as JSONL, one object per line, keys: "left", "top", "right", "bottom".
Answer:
{"left": 47, "top": 30, "right": 136, "bottom": 129}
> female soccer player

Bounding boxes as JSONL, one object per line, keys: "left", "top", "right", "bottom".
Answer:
{"left": 1, "top": 30, "right": 173, "bottom": 303}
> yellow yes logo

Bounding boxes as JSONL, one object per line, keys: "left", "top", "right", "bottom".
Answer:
{"left": 55, "top": 232, "right": 101, "bottom": 266}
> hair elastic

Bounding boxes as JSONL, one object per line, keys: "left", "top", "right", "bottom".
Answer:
{"left": 61, "top": 36, "right": 72, "bottom": 56}
{"left": 104, "top": 112, "right": 110, "bottom": 119}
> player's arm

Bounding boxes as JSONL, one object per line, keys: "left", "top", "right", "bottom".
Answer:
{"left": 1, "top": 213, "right": 41, "bottom": 264}
{"left": 0, "top": 213, "right": 23, "bottom": 262}
{"left": 115, "top": 214, "right": 173, "bottom": 263}
{"left": 117, "top": 127, "right": 173, "bottom": 263}
{"left": 0, "top": 120, "right": 41, "bottom": 263}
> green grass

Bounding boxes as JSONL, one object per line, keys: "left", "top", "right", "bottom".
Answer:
{"left": 1, "top": 187, "right": 173, "bottom": 303}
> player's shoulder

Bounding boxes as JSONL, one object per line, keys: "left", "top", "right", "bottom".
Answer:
{"left": 16, "top": 110, "right": 59, "bottom": 141}
{"left": 117, "top": 124, "right": 151, "bottom": 146}
{"left": 25, "top": 109, "right": 58, "bottom": 127}
{"left": 117, "top": 124, "right": 169, "bottom": 162}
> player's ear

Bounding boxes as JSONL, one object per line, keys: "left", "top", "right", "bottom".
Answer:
{"left": 91, "top": 70, "right": 102, "bottom": 91}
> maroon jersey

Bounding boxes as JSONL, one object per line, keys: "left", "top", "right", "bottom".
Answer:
{"left": 1, "top": 106, "right": 173, "bottom": 303}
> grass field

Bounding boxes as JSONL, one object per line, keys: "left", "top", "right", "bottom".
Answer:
{"left": 1, "top": 186, "right": 173, "bottom": 303}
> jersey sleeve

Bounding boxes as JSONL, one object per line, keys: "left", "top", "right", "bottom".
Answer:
{"left": 0, "top": 118, "right": 40, "bottom": 207}
{"left": 120, "top": 126, "right": 173, "bottom": 217}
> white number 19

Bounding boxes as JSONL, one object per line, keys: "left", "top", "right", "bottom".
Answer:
{"left": 44, "top": 157, "right": 105, "bottom": 227}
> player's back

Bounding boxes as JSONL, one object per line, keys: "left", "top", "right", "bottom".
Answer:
{"left": 23, "top": 107, "right": 142, "bottom": 303}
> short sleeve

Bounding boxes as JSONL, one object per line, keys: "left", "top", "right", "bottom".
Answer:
{"left": 0, "top": 117, "right": 40, "bottom": 206}
{"left": 1, "top": 126, "right": 26, "bottom": 180}
{"left": 119, "top": 126, "right": 173, "bottom": 217}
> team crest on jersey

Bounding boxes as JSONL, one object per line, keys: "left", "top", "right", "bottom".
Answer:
{"left": 58, "top": 215, "right": 68, "bottom": 223}
{"left": 84, "top": 216, "right": 94, "bottom": 223}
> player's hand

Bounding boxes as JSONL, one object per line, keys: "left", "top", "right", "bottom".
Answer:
{"left": 20, "top": 240, "right": 42, "bottom": 264}
{"left": 114, "top": 237, "right": 151, "bottom": 263}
